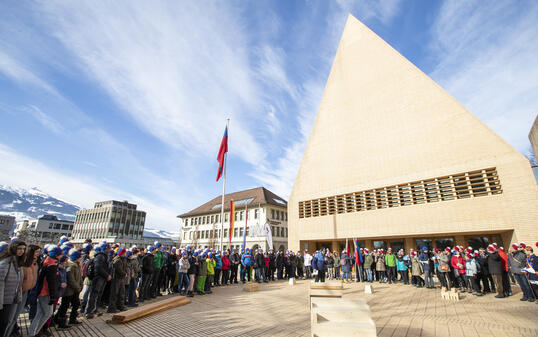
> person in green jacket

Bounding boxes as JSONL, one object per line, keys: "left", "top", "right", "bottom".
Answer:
{"left": 197, "top": 253, "right": 208, "bottom": 295}
{"left": 333, "top": 252, "right": 341, "bottom": 280}
{"left": 385, "top": 248, "right": 397, "bottom": 284}
{"left": 152, "top": 242, "right": 164, "bottom": 297}
{"left": 205, "top": 254, "right": 216, "bottom": 294}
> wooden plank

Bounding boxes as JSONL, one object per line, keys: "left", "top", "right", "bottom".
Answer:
{"left": 109, "top": 296, "right": 191, "bottom": 324}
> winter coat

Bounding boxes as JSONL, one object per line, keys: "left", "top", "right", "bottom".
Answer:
{"left": 418, "top": 252, "right": 433, "bottom": 271}
{"left": 498, "top": 250, "right": 509, "bottom": 272}
{"left": 229, "top": 253, "right": 240, "bottom": 265}
{"left": 37, "top": 256, "right": 59, "bottom": 301}
{"left": 0, "top": 256, "right": 23, "bottom": 306}
{"left": 363, "top": 255, "right": 373, "bottom": 269}
{"left": 178, "top": 257, "right": 190, "bottom": 273}
{"left": 297, "top": 255, "right": 304, "bottom": 268}
{"left": 187, "top": 256, "right": 197, "bottom": 275}
{"left": 166, "top": 254, "right": 178, "bottom": 276}
{"left": 269, "top": 254, "right": 276, "bottom": 268}
{"left": 312, "top": 253, "right": 327, "bottom": 271}
{"left": 94, "top": 252, "right": 111, "bottom": 279}
{"left": 221, "top": 255, "right": 230, "bottom": 271}
{"left": 396, "top": 257, "right": 408, "bottom": 271}
{"left": 476, "top": 255, "right": 489, "bottom": 275}
{"left": 289, "top": 254, "right": 298, "bottom": 267}
{"left": 438, "top": 254, "right": 450, "bottom": 273}
{"left": 255, "top": 253, "right": 265, "bottom": 269}
{"left": 450, "top": 255, "right": 465, "bottom": 275}
{"left": 154, "top": 251, "right": 164, "bottom": 269}
{"left": 508, "top": 250, "right": 527, "bottom": 274}
{"left": 22, "top": 262, "right": 38, "bottom": 291}
{"left": 197, "top": 257, "right": 207, "bottom": 276}
{"left": 411, "top": 256, "right": 422, "bottom": 276}
{"left": 65, "top": 260, "right": 83, "bottom": 297}
{"left": 215, "top": 256, "right": 222, "bottom": 269}
{"left": 375, "top": 255, "right": 386, "bottom": 272}
{"left": 241, "top": 253, "right": 253, "bottom": 267}
{"left": 340, "top": 254, "right": 352, "bottom": 273}
{"left": 206, "top": 258, "right": 216, "bottom": 275}
{"left": 527, "top": 254, "right": 538, "bottom": 282}
{"left": 333, "top": 255, "right": 340, "bottom": 268}
{"left": 276, "top": 254, "right": 284, "bottom": 268}
{"left": 57, "top": 265, "right": 67, "bottom": 298}
{"left": 304, "top": 253, "right": 313, "bottom": 267}
{"left": 385, "top": 254, "right": 397, "bottom": 267}
{"left": 112, "top": 255, "right": 128, "bottom": 283}
{"left": 487, "top": 252, "right": 503, "bottom": 275}
{"left": 129, "top": 257, "right": 141, "bottom": 276}
{"left": 465, "top": 259, "right": 478, "bottom": 277}
{"left": 141, "top": 253, "right": 155, "bottom": 274}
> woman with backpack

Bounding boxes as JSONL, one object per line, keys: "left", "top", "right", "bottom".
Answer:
{"left": 0, "top": 240, "right": 26, "bottom": 337}
{"left": 28, "top": 246, "right": 62, "bottom": 337}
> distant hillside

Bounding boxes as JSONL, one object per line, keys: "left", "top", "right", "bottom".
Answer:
{"left": 0, "top": 185, "right": 80, "bottom": 222}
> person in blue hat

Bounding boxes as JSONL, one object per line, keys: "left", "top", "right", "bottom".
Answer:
{"left": 241, "top": 248, "right": 253, "bottom": 283}
{"left": 196, "top": 252, "right": 208, "bottom": 295}
{"left": 139, "top": 246, "right": 155, "bottom": 302}
{"left": 84, "top": 242, "right": 111, "bottom": 319}
{"left": 56, "top": 249, "right": 83, "bottom": 327}
{"left": 186, "top": 251, "right": 198, "bottom": 297}
{"left": 214, "top": 250, "right": 222, "bottom": 286}
{"left": 229, "top": 248, "right": 240, "bottom": 284}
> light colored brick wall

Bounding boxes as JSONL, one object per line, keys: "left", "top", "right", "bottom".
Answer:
{"left": 288, "top": 15, "right": 538, "bottom": 251}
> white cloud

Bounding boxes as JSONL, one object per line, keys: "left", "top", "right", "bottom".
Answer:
{"left": 36, "top": 1, "right": 268, "bottom": 166}
{"left": 23, "top": 105, "right": 64, "bottom": 134}
{"left": 0, "top": 144, "right": 182, "bottom": 230}
{"left": 0, "top": 50, "right": 58, "bottom": 95}
{"left": 430, "top": 1, "right": 538, "bottom": 153}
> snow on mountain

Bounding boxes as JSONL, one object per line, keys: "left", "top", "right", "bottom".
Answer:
{"left": 143, "top": 228, "right": 180, "bottom": 239}
{"left": 0, "top": 185, "right": 80, "bottom": 221}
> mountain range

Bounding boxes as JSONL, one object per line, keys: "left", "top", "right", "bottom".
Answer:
{"left": 0, "top": 185, "right": 178, "bottom": 238}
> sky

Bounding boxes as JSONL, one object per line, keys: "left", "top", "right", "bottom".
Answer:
{"left": 0, "top": 1, "right": 537, "bottom": 231}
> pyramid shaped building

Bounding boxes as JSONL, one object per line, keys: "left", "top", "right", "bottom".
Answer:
{"left": 288, "top": 15, "right": 538, "bottom": 252}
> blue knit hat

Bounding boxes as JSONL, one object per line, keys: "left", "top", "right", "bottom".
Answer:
{"left": 82, "top": 243, "right": 93, "bottom": 252}
{"left": 126, "top": 251, "right": 132, "bottom": 258}
{"left": 193, "top": 251, "right": 198, "bottom": 257}
{"left": 0, "top": 241, "right": 8, "bottom": 254}
{"left": 208, "top": 253, "right": 213, "bottom": 258}
{"left": 154, "top": 241, "right": 162, "bottom": 248}
{"left": 59, "top": 255, "right": 68, "bottom": 263}
{"left": 148, "top": 246, "right": 155, "bottom": 253}
{"left": 48, "top": 246, "right": 63, "bottom": 259}
{"left": 100, "top": 242, "right": 110, "bottom": 251}
{"left": 10, "top": 237, "right": 19, "bottom": 243}
{"left": 59, "top": 235, "right": 69, "bottom": 246}
{"left": 69, "top": 248, "right": 81, "bottom": 261}
{"left": 422, "top": 246, "right": 428, "bottom": 252}
{"left": 94, "top": 246, "right": 102, "bottom": 253}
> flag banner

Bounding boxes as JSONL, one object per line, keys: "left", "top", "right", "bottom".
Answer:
{"left": 264, "top": 222, "right": 273, "bottom": 250}
{"left": 229, "top": 200, "right": 235, "bottom": 245}
{"left": 345, "top": 238, "right": 350, "bottom": 257}
{"left": 216, "top": 126, "right": 228, "bottom": 181}
{"left": 242, "top": 202, "right": 248, "bottom": 251}
{"left": 353, "top": 238, "right": 363, "bottom": 265}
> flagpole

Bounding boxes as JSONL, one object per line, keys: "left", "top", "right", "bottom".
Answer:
{"left": 220, "top": 119, "right": 230, "bottom": 251}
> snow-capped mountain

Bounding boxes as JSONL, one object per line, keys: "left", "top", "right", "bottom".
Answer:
{"left": 0, "top": 185, "right": 80, "bottom": 221}
{"left": 143, "top": 228, "right": 180, "bottom": 240}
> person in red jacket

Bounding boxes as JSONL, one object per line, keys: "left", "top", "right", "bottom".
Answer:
{"left": 221, "top": 251, "right": 231, "bottom": 285}
{"left": 451, "top": 250, "right": 466, "bottom": 292}
{"left": 497, "top": 246, "right": 512, "bottom": 296}
{"left": 264, "top": 252, "right": 271, "bottom": 282}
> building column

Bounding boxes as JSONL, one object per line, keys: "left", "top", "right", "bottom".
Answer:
{"left": 404, "top": 237, "right": 414, "bottom": 251}
{"left": 364, "top": 239, "right": 373, "bottom": 250}
{"left": 331, "top": 240, "right": 339, "bottom": 253}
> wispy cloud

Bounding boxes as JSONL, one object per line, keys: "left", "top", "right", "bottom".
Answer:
{"left": 430, "top": 1, "right": 538, "bottom": 152}
{"left": 23, "top": 105, "right": 64, "bottom": 134}
{"left": 0, "top": 143, "right": 182, "bottom": 230}
{"left": 0, "top": 50, "right": 58, "bottom": 95}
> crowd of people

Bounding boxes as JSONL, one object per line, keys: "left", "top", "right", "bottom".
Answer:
{"left": 0, "top": 236, "right": 537, "bottom": 337}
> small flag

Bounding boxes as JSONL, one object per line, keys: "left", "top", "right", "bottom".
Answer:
{"left": 242, "top": 202, "right": 248, "bottom": 251}
{"left": 216, "top": 126, "right": 228, "bottom": 181}
{"left": 229, "top": 200, "right": 235, "bottom": 246}
{"left": 345, "top": 238, "right": 350, "bottom": 257}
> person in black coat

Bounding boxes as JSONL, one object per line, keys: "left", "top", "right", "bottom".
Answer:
{"left": 139, "top": 247, "right": 155, "bottom": 302}
{"left": 254, "top": 250, "right": 266, "bottom": 283}
{"left": 268, "top": 250, "right": 276, "bottom": 281}
{"left": 477, "top": 248, "right": 494, "bottom": 293}
{"left": 85, "top": 243, "right": 112, "bottom": 319}
{"left": 486, "top": 246, "right": 504, "bottom": 298}
{"left": 229, "top": 249, "right": 240, "bottom": 284}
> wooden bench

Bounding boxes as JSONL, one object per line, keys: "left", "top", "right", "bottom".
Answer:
{"left": 309, "top": 280, "right": 344, "bottom": 290}
{"left": 311, "top": 297, "right": 367, "bottom": 311}
{"left": 243, "top": 283, "right": 259, "bottom": 292}
{"left": 108, "top": 296, "right": 191, "bottom": 324}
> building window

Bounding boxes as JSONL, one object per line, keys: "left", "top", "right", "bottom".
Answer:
{"left": 298, "top": 168, "right": 502, "bottom": 219}
{"left": 225, "top": 213, "right": 228, "bottom": 221}
{"left": 211, "top": 215, "right": 214, "bottom": 223}
{"left": 373, "top": 241, "right": 386, "bottom": 250}
{"left": 234, "top": 228, "right": 238, "bottom": 237}
{"left": 239, "top": 228, "right": 243, "bottom": 237}
{"left": 215, "top": 214, "right": 219, "bottom": 222}
{"left": 389, "top": 240, "right": 404, "bottom": 252}
{"left": 467, "top": 237, "right": 489, "bottom": 250}
{"left": 234, "top": 212, "right": 238, "bottom": 221}
{"left": 415, "top": 239, "right": 432, "bottom": 251}
{"left": 280, "top": 211, "right": 284, "bottom": 220}
{"left": 271, "top": 209, "right": 275, "bottom": 219}
{"left": 254, "top": 209, "right": 259, "bottom": 219}
{"left": 275, "top": 211, "right": 279, "bottom": 220}
{"left": 54, "top": 223, "right": 61, "bottom": 230}
{"left": 240, "top": 212, "right": 243, "bottom": 221}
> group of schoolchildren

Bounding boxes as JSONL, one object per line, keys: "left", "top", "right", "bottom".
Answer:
{"left": 2, "top": 237, "right": 538, "bottom": 337}
{"left": 307, "top": 242, "right": 538, "bottom": 302}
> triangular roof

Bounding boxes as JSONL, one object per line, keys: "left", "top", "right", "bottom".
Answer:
{"left": 178, "top": 187, "right": 287, "bottom": 218}
{"left": 291, "top": 14, "right": 524, "bottom": 199}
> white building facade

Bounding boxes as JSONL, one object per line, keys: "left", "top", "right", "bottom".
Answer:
{"left": 178, "top": 187, "right": 288, "bottom": 252}
{"left": 15, "top": 215, "right": 74, "bottom": 244}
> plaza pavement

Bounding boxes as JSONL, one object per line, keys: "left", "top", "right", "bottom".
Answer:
{"left": 17, "top": 279, "right": 538, "bottom": 337}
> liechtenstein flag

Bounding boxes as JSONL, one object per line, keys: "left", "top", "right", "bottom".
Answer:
{"left": 216, "top": 126, "right": 228, "bottom": 181}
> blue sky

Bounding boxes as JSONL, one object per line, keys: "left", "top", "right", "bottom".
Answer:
{"left": 1, "top": 1, "right": 537, "bottom": 231}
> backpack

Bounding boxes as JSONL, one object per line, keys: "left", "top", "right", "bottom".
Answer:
{"left": 82, "top": 258, "right": 95, "bottom": 280}
{"left": 340, "top": 257, "right": 347, "bottom": 266}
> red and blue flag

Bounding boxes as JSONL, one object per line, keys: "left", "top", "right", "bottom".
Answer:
{"left": 216, "top": 126, "right": 228, "bottom": 181}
